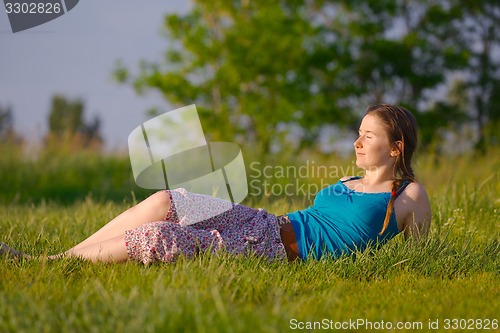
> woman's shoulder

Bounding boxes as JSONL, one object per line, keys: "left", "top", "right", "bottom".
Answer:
{"left": 397, "top": 180, "right": 432, "bottom": 240}
{"left": 402, "top": 181, "right": 429, "bottom": 200}
{"left": 396, "top": 181, "right": 431, "bottom": 222}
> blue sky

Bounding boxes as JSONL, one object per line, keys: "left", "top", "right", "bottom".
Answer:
{"left": 0, "top": 1, "right": 191, "bottom": 151}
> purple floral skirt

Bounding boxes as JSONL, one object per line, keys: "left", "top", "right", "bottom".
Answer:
{"left": 124, "top": 188, "right": 286, "bottom": 264}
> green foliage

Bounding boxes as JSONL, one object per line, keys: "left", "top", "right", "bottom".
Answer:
{"left": 48, "top": 96, "right": 85, "bottom": 136}
{"left": 0, "top": 104, "right": 22, "bottom": 144}
{"left": 116, "top": 0, "right": 499, "bottom": 156}
{"left": 457, "top": 0, "right": 500, "bottom": 152}
{"left": 0, "top": 146, "right": 151, "bottom": 205}
{"left": 127, "top": 0, "right": 318, "bottom": 156}
{"left": 0, "top": 105, "right": 13, "bottom": 139}
{"left": 47, "top": 95, "right": 103, "bottom": 150}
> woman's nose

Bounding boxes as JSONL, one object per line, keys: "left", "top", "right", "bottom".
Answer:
{"left": 354, "top": 136, "right": 362, "bottom": 148}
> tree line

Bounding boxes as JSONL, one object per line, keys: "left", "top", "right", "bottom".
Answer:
{"left": 0, "top": 95, "right": 102, "bottom": 152}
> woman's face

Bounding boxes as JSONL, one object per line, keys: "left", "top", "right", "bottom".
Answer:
{"left": 353, "top": 114, "right": 396, "bottom": 170}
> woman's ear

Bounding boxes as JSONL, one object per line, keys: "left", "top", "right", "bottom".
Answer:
{"left": 390, "top": 140, "right": 403, "bottom": 157}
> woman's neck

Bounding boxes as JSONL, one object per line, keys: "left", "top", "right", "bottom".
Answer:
{"left": 362, "top": 166, "right": 395, "bottom": 186}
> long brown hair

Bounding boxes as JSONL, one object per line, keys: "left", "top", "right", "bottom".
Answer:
{"left": 364, "top": 104, "right": 418, "bottom": 234}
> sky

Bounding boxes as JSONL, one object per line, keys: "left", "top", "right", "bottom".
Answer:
{"left": 0, "top": 1, "right": 192, "bottom": 151}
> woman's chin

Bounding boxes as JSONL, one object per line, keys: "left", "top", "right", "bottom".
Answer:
{"left": 355, "top": 160, "right": 366, "bottom": 169}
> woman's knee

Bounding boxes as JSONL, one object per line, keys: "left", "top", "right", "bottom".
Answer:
{"left": 144, "top": 190, "right": 171, "bottom": 219}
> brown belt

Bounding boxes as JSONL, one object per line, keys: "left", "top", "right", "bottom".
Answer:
{"left": 277, "top": 215, "right": 299, "bottom": 261}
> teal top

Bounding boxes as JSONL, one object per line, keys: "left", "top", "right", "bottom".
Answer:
{"left": 287, "top": 177, "right": 402, "bottom": 260}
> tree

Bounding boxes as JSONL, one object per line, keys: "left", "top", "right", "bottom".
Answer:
{"left": 308, "top": 1, "right": 471, "bottom": 137}
{"left": 46, "top": 95, "right": 103, "bottom": 150}
{"left": 0, "top": 104, "right": 23, "bottom": 145}
{"left": 304, "top": 0, "right": 500, "bottom": 151}
{"left": 397, "top": 0, "right": 500, "bottom": 152}
{"left": 0, "top": 105, "right": 14, "bottom": 140}
{"left": 117, "top": 0, "right": 340, "bottom": 156}
{"left": 450, "top": 0, "right": 500, "bottom": 152}
{"left": 117, "top": 0, "right": 498, "bottom": 155}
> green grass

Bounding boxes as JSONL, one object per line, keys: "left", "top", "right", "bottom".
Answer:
{"left": 0, "top": 146, "right": 499, "bottom": 332}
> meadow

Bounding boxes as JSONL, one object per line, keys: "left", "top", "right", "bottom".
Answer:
{"left": 0, "top": 145, "right": 498, "bottom": 332}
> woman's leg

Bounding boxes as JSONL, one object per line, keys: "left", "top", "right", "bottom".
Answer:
{"left": 49, "top": 234, "right": 129, "bottom": 263}
{"left": 2, "top": 191, "right": 171, "bottom": 261}
{"left": 68, "top": 191, "right": 172, "bottom": 252}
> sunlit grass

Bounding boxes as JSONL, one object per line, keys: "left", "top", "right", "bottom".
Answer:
{"left": 0, "top": 146, "right": 499, "bottom": 332}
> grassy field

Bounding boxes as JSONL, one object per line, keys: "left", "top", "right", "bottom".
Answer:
{"left": 0, "top": 146, "right": 498, "bottom": 332}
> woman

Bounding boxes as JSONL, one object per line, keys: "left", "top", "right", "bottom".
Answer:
{"left": 0, "top": 104, "right": 431, "bottom": 263}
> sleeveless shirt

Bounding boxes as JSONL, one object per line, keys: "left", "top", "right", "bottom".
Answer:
{"left": 286, "top": 177, "right": 405, "bottom": 260}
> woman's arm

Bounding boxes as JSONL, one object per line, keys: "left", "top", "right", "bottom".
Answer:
{"left": 401, "top": 182, "right": 432, "bottom": 241}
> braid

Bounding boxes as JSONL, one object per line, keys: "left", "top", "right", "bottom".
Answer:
{"left": 380, "top": 179, "right": 399, "bottom": 235}
{"left": 379, "top": 156, "right": 416, "bottom": 235}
